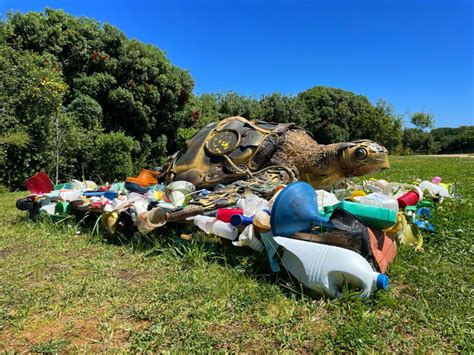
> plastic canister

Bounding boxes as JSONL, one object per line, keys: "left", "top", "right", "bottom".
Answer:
{"left": 274, "top": 237, "right": 389, "bottom": 298}
{"left": 354, "top": 192, "right": 399, "bottom": 211}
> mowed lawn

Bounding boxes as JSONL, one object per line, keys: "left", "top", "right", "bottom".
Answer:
{"left": 0, "top": 156, "right": 473, "bottom": 352}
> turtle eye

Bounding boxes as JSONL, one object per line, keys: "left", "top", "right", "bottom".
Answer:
{"left": 354, "top": 147, "right": 368, "bottom": 160}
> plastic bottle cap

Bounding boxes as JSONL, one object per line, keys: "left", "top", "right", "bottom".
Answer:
{"left": 376, "top": 274, "right": 389, "bottom": 290}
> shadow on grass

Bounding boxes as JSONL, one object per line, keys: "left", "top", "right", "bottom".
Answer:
{"left": 17, "top": 209, "right": 315, "bottom": 300}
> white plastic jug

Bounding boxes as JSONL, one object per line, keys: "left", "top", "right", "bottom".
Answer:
{"left": 355, "top": 192, "right": 399, "bottom": 211}
{"left": 274, "top": 237, "right": 389, "bottom": 298}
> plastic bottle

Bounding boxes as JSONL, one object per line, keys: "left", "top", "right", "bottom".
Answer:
{"left": 237, "top": 195, "right": 269, "bottom": 216}
{"left": 354, "top": 192, "right": 399, "bottom": 211}
{"left": 274, "top": 237, "right": 389, "bottom": 298}
{"left": 192, "top": 215, "right": 239, "bottom": 240}
{"left": 193, "top": 215, "right": 216, "bottom": 233}
{"left": 232, "top": 224, "right": 265, "bottom": 252}
{"left": 381, "top": 182, "right": 424, "bottom": 200}
{"left": 136, "top": 207, "right": 166, "bottom": 234}
{"left": 335, "top": 201, "right": 397, "bottom": 230}
{"left": 418, "top": 180, "right": 450, "bottom": 198}
{"left": 315, "top": 190, "right": 339, "bottom": 212}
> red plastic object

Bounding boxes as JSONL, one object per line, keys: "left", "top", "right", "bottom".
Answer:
{"left": 25, "top": 172, "right": 54, "bottom": 194}
{"left": 397, "top": 190, "right": 419, "bottom": 209}
{"left": 217, "top": 208, "right": 243, "bottom": 223}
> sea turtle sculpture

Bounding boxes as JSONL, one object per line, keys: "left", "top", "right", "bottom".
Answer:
{"left": 161, "top": 116, "right": 389, "bottom": 191}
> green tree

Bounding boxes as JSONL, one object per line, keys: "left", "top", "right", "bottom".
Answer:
{"left": 297, "top": 86, "right": 402, "bottom": 149}
{"left": 411, "top": 112, "right": 434, "bottom": 130}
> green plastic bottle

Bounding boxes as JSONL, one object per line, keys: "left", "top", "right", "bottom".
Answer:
{"left": 335, "top": 201, "right": 397, "bottom": 230}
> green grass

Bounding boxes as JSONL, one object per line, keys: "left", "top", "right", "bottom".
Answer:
{"left": 1, "top": 156, "right": 473, "bottom": 352}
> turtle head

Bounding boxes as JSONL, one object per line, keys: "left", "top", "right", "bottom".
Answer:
{"left": 338, "top": 140, "right": 390, "bottom": 177}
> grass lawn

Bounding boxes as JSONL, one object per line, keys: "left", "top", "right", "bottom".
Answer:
{"left": 0, "top": 156, "right": 473, "bottom": 352}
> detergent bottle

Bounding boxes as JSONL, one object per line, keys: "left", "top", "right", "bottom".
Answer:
{"left": 274, "top": 237, "right": 389, "bottom": 298}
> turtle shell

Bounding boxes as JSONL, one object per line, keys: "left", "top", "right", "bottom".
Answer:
{"left": 161, "top": 116, "right": 295, "bottom": 188}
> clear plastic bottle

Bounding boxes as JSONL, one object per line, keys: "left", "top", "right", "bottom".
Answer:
{"left": 355, "top": 192, "right": 399, "bottom": 211}
{"left": 274, "top": 237, "right": 389, "bottom": 298}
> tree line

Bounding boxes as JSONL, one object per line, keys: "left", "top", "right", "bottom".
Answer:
{"left": 0, "top": 9, "right": 472, "bottom": 189}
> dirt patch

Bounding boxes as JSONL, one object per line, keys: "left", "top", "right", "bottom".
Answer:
{"left": 1, "top": 312, "right": 150, "bottom": 352}
{"left": 0, "top": 243, "right": 28, "bottom": 259}
{"left": 114, "top": 270, "right": 149, "bottom": 284}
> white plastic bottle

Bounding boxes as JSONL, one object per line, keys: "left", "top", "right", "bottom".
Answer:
{"left": 418, "top": 180, "right": 450, "bottom": 198}
{"left": 192, "top": 215, "right": 238, "bottom": 240}
{"left": 274, "top": 237, "right": 389, "bottom": 298}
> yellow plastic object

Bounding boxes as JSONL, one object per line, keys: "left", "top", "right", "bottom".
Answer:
{"left": 103, "top": 212, "right": 118, "bottom": 235}
{"left": 348, "top": 190, "right": 367, "bottom": 201}
{"left": 154, "top": 190, "right": 164, "bottom": 201}
{"left": 385, "top": 212, "right": 423, "bottom": 251}
{"left": 439, "top": 182, "right": 451, "bottom": 191}
{"left": 384, "top": 212, "right": 404, "bottom": 237}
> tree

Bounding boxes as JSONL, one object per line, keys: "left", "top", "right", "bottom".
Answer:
{"left": 297, "top": 86, "right": 402, "bottom": 149}
{"left": 410, "top": 112, "right": 434, "bottom": 130}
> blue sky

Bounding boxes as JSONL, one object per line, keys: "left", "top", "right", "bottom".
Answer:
{"left": 0, "top": 0, "right": 472, "bottom": 127}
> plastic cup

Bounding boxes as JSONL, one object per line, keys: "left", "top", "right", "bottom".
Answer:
{"left": 217, "top": 208, "right": 243, "bottom": 223}
{"left": 397, "top": 190, "right": 419, "bottom": 208}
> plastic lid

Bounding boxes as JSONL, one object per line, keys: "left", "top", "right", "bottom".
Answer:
{"left": 376, "top": 274, "right": 389, "bottom": 290}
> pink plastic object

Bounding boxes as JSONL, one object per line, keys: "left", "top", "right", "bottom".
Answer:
{"left": 25, "top": 172, "right": 54, "bottom": 194}
{"left": 217, "top": 208, "right": 243, "bottom": 223}
{"left": 397, "top": 190, "right": 419, "bottom": 208}
{"left": 432, "top": 176, "right": 442, "bottom": 184}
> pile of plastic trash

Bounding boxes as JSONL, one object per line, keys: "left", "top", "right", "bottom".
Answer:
{"left": 16, "top": 169, "right": 452, "bottom": 299}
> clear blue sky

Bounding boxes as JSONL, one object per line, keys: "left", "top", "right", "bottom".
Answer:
{"left": 1, "top": 0, "right": 472, "bottom": 128}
